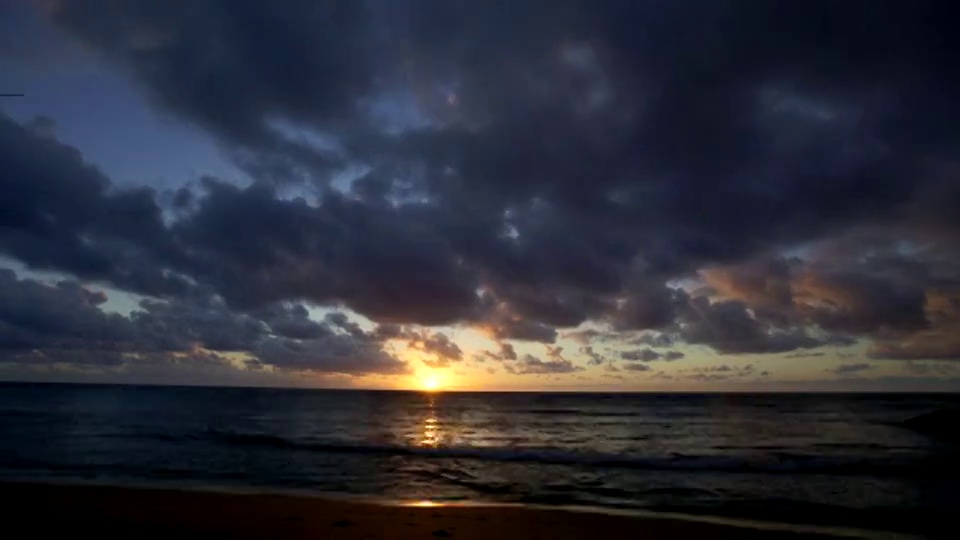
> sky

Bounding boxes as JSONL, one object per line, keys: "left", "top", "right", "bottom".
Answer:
{"left": 1, "top": 0, "right": 959, "bottom": 391}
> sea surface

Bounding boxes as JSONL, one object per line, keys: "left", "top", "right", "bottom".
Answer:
{"left": 1, "top": 383, "right": 957, "bottom": 536}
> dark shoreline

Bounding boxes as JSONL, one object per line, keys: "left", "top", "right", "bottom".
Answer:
{"left": 0, "top": 480, "right": 913, "bottom": 539}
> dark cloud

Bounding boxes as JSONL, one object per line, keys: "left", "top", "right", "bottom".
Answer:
{"left": 704, "top": 258, "right": 797, "bottom": 324}
{"left": 675, "top": 363, "right": 759, "bottom": 382}
{"left": 630, "top": 333, "right": 676, "bottom": 348}
{"left": 480, "top": 312, "right": 558, "bottom": 343}
{"left": 0, "top": 268, "right": 407, "bottom": 376}
{"left": 49, "top": 0, "right": 377, "bottom": 183}
{"left": 828, "top": 363, "right": 875, "bottom": 376}
{"left": 904, "top": 362, "right": 960, "bottom": 377}
{"left": 703, "top": 245, "right": 960, "bottom": 360}
{"left": 256, "top": 304, "right": 328, "bottom": 340}
{"left": 611, "top": 285, "right": 682, "bottom": 331}
{"left": 563, "top": 329, "right": 622, "bottom": 345}
{"left": 173, "top": 179, "right": 481, "bottom": 325}
{"left": 863, "top": 285, "right": 960, "bottom": 360}
{"left": 253, "top": 332, "right": 407, "bottom": 375}
{"left": 499, "top": 343, "right": 518, "bottom": 361}
{"left": 1, "top": 0, "right": 958, "bottom": 378}
{"left": 0, "top": 268, "right": 137, "bottom": 358}
{"left": 784, "top": 352, "right": 827, "bottom": 359}
{"left": 678, "top": 297, "right": 825, "bottom": 354}
{"left": 505, "top": 354, "right": 583, "bottom": 375}
{"left": 0, "top": 114, "right": 191, "bottom": 297}
{"left": 796, "top": 270, "right": 928, "bottom": 335}
{"left": 545, "top": 345, "right": 566, "bottom": 362}
{"left": 622, "top": 363, "right": 651, "bottom": 372}
{"left": 621, "top": 348, "right": 661, "bottom": 362}
{"left": 868, "top": 333, "right": 960, "bottom": 361}
{"left": 2, "top": 111, "right": 482, "bottom": 325}
{"left": 580, "top": 346, "right": 604, "bottom": 366}
{"left": 619, "top": 348, "right": 685, "bottom": 362}
{"left": 129, "top": 297, "right": 267, "bottom": 352}
{"left": 408, "top": 331, "right": 462, "bottom": 368}
{"left": 473, "top": 342, "right": 517, "bottom": 364}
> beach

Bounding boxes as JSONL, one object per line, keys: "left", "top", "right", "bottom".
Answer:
{"left": 1, "top": 482, "right": 875, "bottom": 539}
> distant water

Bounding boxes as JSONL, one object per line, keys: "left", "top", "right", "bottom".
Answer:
{"left": 1, "top": 383, "right": 957, "bottom": 536}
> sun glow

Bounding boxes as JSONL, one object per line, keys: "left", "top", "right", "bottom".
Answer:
{"left": 420, "top": 374, "right": 442, "bottom": 392}
{"left": 405, "top": 500, "right": 445, "bottom": 507}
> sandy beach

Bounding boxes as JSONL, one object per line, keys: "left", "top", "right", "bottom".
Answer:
{"left": 0, "top": 482, "right": 885, "bottom": 539}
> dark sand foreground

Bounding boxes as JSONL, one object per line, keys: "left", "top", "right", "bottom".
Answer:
{"left": 1, "top": 482, "right": 881, "bottom": 539}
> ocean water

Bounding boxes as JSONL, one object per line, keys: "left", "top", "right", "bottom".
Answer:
{"left": 0, "top": 383, "right": 957, "bottom": 536}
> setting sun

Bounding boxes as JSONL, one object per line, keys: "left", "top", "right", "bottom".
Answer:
{"left": 420, "top": 375, "right": 442, "bottom": 392}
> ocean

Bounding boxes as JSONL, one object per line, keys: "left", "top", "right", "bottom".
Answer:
{"left": 0, "top": 383, "right": 956, "bottom": 536}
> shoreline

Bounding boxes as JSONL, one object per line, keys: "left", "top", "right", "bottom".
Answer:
{"left": 0, "top": 480, "right": 913, "bottom": 539}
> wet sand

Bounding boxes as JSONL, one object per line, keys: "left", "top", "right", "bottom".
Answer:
{"left": 0, "top": 482, "right": 875, "bottom": 539}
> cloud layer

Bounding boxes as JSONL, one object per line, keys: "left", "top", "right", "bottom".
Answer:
{"left": 2, "top": 1, "right": 959, "bottom": 383}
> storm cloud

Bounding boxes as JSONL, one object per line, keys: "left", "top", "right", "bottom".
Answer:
{"left": 2, "top": 0, "right": 960, "bottom": 384}
{"left": 0, "top": 269, "right": 406, "bottom": 376}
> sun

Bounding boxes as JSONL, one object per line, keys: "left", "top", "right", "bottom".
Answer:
{"left": 420, "top": 374, "right": 442, "bottom": 392}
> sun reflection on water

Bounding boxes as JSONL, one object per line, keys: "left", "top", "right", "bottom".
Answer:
{"left": 419, "top": 394, "right": 442, "bottom": 447}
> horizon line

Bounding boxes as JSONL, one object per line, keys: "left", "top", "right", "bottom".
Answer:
{"left": 1, "top": 379, "right": 958, "bottom": 395}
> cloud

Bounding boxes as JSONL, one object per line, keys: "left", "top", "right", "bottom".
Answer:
{"left": 0, "top": 114, "right": 192, "bottom": 298}
{"left": 621, "top": 349, "right": 686, "bottom": 362}
{"left": 623, "top": 363, "right": 651, "bottom": 372}
{"left": 253, "top": 332, "right": 407, "bottom": 375}
{"left": 678, "top": 297, "right": 827, "bottom": 354}
{"left": 629, "top": 333, "right": 675, "bottom": 348}
{"left": 621, "top": 348, "right": 661, "bottom": 362}
{"left": 479, "top": 310, "right": 558, "bottom": 343}
{"left": 866, "top": 288, "right": 960, "bottom": 360}
{"left": 545, "top": 345, "right": 566, "bottom": 362}
{"left": 795, "top": 270, "right": 928, "bottom": 335}
{"left": 703, "top": 258, "right": 796, "bottom": 322}
{"left": 828, "top": 362, "right": 875, "bottom": 376}
{"left": 173, "top": 179, "right": 482, "bottom": 324}
{"left": 256, "top": 304, "right": 328, "bottom": 339}
{"left": 0, "top": 268, "right": 138, "bottom": 359}
{"left": 49, "top": 0, "right": 375, "bottom": 183}
{"left": 0, "top": 268, "right": 407, "bottom": 376}
{"left": 505, "top": 354, "right": 583, "bottom": 375}
{"left": 702, "top": 244, "right": 960, "bottom": 360}
{"left": 563, "top": 329, "right": 620, "bottom": 344}
{"left": 784, "top": 351, "right": 827, "bottom": 359}
{"left": 408, "top": 331, "right": 463, "bottom": 368}
{"left": 474, "top": 342, "right": 518, "bottom": 363}
{"left": 675, "top": 363, "right": 759, "bottom": 382}
{"left": 610, "top": 285, "right": 681, "bottom": 330}
{"left": 868, "top": 334, "right": 960, "bottom": 361}
{"left": 0, "top": 1, "right": 957, "bottom": 381}
{"left": 499, "top": 343, "right": 518, "bottom": 361}
{"left": 580, "top": 346, "right": 604, "bottom": 366}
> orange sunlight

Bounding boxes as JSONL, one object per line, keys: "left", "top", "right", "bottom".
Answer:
{"left": 419, "top": 373, "right": 444, "bottom": 392}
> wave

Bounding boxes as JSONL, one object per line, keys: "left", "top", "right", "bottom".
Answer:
{"left": 520, "top": 409, "right": 641, "bottom": 417}
{"left": 199, "top": 430, "right": 936, "bottom": 477}
{"left": 714, "top": 442, "right": 919, "bottom": 451}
